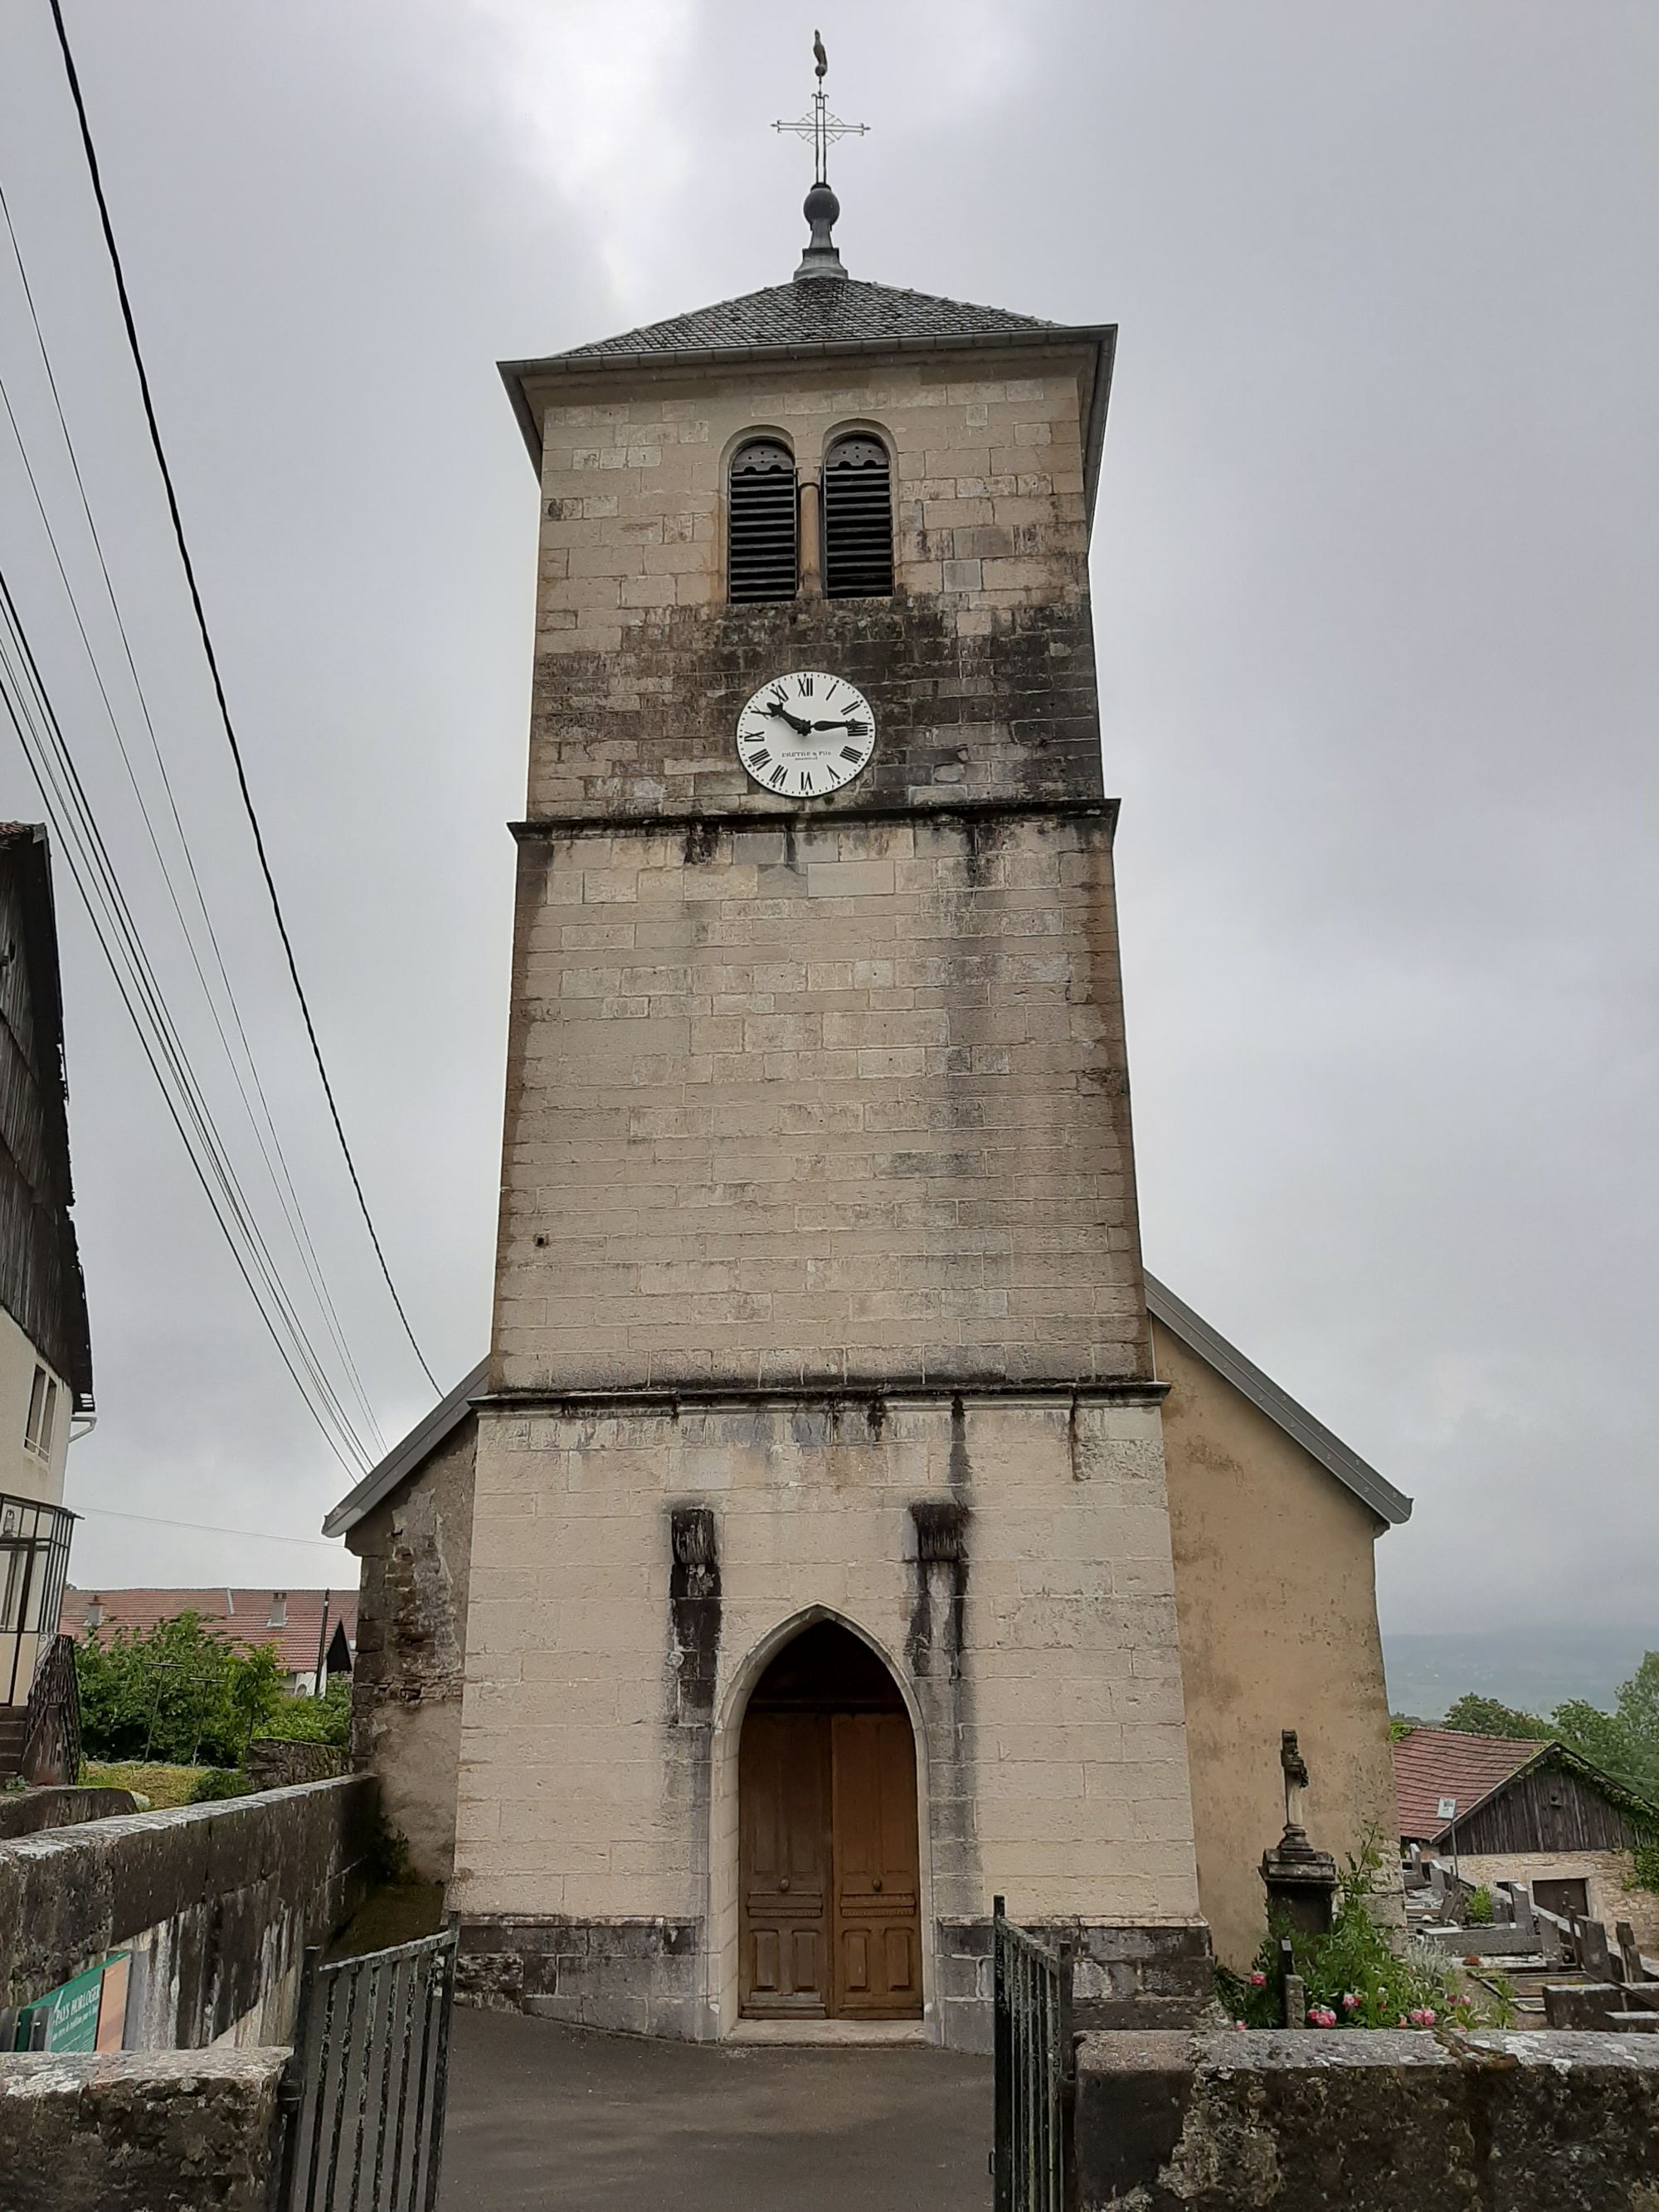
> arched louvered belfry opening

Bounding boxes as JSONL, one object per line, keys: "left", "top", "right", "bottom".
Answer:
{"left": 823, "top": 434, "right": 894, "bottom": 599}
{"left": 727, "top": 439, "right": 799, "bottom": 603}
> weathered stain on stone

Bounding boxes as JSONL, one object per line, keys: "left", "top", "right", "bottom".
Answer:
{"left": 668, "top": 1505, "right": 721, "bottom": 1723}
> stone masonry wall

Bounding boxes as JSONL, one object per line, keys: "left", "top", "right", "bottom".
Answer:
{"left": 454, "top": 1392, "right": 1203, "bottom": 2042}
{"left": 0, "top": 1777, "right": 375, "bottom": 2052}
{"left": 0, "top": 2049, "right": 287, "bottom": 2212}
{"left": 348, "top": 1415, "right": 477, "bottom": 1884}
{"left": 523, "top": 348, "right": 1100, "bottom": 817}
{"left": 495, "top": 810, "right": 1146, "bottom": 1393}
{"left": 1075, "top": 2030, "right": 1659, "bottom": 2210}
{"left": 1452, "top": 1850, "right": 1659, "bottom": 1954}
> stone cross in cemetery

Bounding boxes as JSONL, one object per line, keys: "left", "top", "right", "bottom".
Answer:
{"left": 1261, "top": 1729, "right": 1340, "bottom": 1935}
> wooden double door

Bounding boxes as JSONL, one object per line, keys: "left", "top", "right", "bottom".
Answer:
{"left": 740, "top": 1707, "right": 922, "bottom": 2019}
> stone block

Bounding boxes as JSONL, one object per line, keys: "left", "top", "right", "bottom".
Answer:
{"left": 0, "top": 2049, "right": 287, "bottom": 2212}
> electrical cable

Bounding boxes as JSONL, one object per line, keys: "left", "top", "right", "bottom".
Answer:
{"left": 0, "top": 183, "right": 386, "bottom": 1454}
{"left": 0, "top": 566, "right": 376, "bottom": 1474}
{"left": 45, "top": 0, "right": 439, "bottom": 1393}
{"left": 75, "top": 1505, "right": 345, "bottom": 1549}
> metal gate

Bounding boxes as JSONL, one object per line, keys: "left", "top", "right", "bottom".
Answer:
{"left": 992, "top": 1896, "right": 1075, "bottom": 2212}
{"left": 281, "top": 1921, "right": 459, "bottom": 2212}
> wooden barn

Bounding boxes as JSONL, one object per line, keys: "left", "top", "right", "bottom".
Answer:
{"left": 1394, "top": 1727, "right": 1658, "bottom": 1941}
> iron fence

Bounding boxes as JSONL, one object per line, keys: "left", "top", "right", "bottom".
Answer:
{"left": 992, "top": 1896, "right": 1074, "bottom": 2212}
{"left": 282, "top": 1920, "right": 459, "bottom": 2212}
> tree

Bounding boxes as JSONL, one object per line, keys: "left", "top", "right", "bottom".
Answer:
{"left": 75, "top": 1613, "right": 283, "bottom": 1767}
{"left": 1553, "top": 1654, "right": 1659, "bottom": 1803}
{"left": 1440, "top": 1693, "right": 1551, "bottom": 1741}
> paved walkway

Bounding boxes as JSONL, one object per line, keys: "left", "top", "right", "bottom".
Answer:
{"left": 440, "top": 2007, "right": 991, "bottom": 2210}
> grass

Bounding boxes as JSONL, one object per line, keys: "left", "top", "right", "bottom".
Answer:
{"left": 80, "top": 1760, "right": 209, "bottom": 1809}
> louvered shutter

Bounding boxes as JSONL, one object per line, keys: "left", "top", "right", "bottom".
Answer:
{"left": 727, "top": 441, "right": 799, "bottom": 603}
{"left": 823, "top": 436, "right": 894, "bottom": 600}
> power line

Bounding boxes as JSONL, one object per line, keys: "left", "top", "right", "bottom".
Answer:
{"left": 0, "top": 564, "right": 377, "bottom": 1473}
{"left": 75, "top": 1505, "right": 344, "bottom": 1550}
{"left": 0, "top": 180, "right": 386, "bottom": 1456}
{"left": 45, "top": 0, "right": 439, "bottom": 1394}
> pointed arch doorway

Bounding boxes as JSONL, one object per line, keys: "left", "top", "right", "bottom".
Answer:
{"left": 738, "top": 1621, "right": 923, "bottom": 2020}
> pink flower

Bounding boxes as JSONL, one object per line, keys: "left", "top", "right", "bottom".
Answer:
{"left": 1233, "top": 2020, "right": 1248, "bottom": 2031}
{"left": 1341, "top": 1992, "right": 1360, "bottom": 2010}
{"left": 1397, "top": 2015, "right": 1408, "bottom": 2027}
{"left": 1248, "top": 1971, "right": 1267, "bottom": 1987}
{"left": 1307, "top": 2005, "right": 1338, "bottom": 2028}
{"left": 1407, "top": 2006, "right": 1437, "bottom": 2027}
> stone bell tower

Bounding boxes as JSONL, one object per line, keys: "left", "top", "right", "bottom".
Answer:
{"left": 451, "top": 89, "right": 1210, "bottom": 2045}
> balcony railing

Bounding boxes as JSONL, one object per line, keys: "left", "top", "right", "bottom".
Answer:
{"left": 1, "top": 1491, "right": 75, "bottom": 1708}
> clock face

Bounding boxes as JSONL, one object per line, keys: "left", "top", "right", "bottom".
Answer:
{"left": 735, "top": 671, "right": 876, "bottom": 799}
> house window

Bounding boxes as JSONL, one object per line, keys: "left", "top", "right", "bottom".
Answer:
{"left": 23, "top": 1365, "right": 56, "bottom": 1460}
{"left": 727, "top": 440, "right": 798, "bottom": 604}
{"left": 823, "top": 434, "right": 894, "bottom": 599}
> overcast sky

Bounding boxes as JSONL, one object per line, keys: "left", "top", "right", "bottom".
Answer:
{"left": 0, "top": 2, "right": 1652, "bottom": 1641}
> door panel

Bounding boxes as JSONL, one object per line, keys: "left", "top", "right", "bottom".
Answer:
{"left": 831, "top": 1712, "right": 922, "bottom": 2018}
{"left": 740, "top": 1712, "right": 831, "bottom": 2015}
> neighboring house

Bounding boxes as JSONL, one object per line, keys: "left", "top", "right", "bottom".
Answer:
{"left": 0, "top": 824, "right": 94, "bottom": 1769}
{"left": 1394, "top": 1726, "right": 1659, "bottom": 1949}
{"left": 326, "top": 1281, "right": 1408, "bottom": 1973}
{"left": 59, "top": 1587, "right": 356, "bottom": 1698}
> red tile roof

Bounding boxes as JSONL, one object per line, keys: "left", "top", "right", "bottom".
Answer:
{"left": 1394, "top": 1728, "right": 1542, "bottom": 1841}
{"left": 60, "top": 1586, "right": 356, "bottom": 1679}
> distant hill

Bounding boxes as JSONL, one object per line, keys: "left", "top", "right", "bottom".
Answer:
{"left": 1384, "top": 1628, "right": 1653, "bottom": 1724}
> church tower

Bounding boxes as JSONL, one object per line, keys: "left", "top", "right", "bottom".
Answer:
{"left": 454, "top": 100, "right": 1211, "bottom": 2044}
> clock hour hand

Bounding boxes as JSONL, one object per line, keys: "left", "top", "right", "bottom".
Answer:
{"left": 810, "top": 718, "right": 860, "bottom": 733}
{"left": 764, "top": 702, "right": 815, "bottom": 735}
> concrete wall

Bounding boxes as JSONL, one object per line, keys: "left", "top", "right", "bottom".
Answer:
{"left": 1155, "top": 1318, "right": 1397, "bottom": 1970}
{"left": 0, "top": 2049, "right": 286, "bottom": 2212}
{"left": 348, "top": 1416, "right": 476, "bottom": 1884}
{"left": 1075, "top": 2029, "right": 1659, "bottom": 2210}
{"left": 0, "top": 1777, "right": 376, "bottom": 2052}
{"left": 455, "top": 1393, "right": 1206, "bottom": 2044}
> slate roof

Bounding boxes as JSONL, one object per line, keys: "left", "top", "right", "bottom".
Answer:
{"left": 1393, "top": 1728, "right": 1540, "bottom": 1841}
{"left": 499, "top": 275, "right": 1117, "bottom": 522}
{"left": 322, "top": 1359, "right": 488, "bottom": 1541}
{"left": 1145, "top": 1274, "right": 1412, "bottom": 1528}
{"left": 551, "top": 278, "right": 1062, "bottom": 361}
{"left": 60, "top": 1585, "right": 356, "bottom": 1680}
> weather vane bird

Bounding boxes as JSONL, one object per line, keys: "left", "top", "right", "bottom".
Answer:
{"left": 775, "top": 28, "right": 868, "bottom": 188}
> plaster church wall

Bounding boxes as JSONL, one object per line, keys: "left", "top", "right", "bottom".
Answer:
{"left": 1155, "top": 1317, "right": 1399, "bottom": 1968}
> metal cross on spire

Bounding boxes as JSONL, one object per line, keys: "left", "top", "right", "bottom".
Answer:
{"left": 773, "top": 29, "right": 868, "bottom": 185}
{"left": 775, "top": 32, "right": 868, "bottom": 281}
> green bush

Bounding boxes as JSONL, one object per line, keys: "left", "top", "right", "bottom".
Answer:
{"left": 1217, "top": 1837, "right": 1511, "bottom": 2031}
{"left": 260, "top": 1675, "right": 350, "bottom": 1747}
{"left": 189, "top": 1767, "right": 254, "bottom": 1803}
{"left": 1464, "top": 1886, "right": 1494, "bottom": 1926}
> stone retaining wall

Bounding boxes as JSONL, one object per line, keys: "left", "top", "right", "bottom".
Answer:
{"left": 0, "top": 1787, "right": 139, "bottom": 1840}
{"left": 1075, "top": 2029, "right": 1659, "bottom": 2210}
{"left": 0, "top": 1776, "right": 377, "bottom": 2051}
{"left": 0, "top": 2049, "right": 286, "bottom": 2211}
